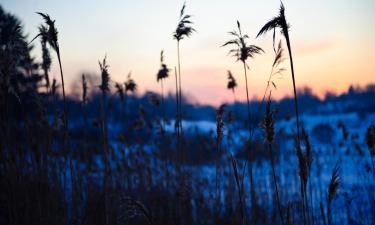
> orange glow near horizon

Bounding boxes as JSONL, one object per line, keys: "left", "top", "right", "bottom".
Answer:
{"left": 3, "top": 0, "right": 375, "bottom": 106}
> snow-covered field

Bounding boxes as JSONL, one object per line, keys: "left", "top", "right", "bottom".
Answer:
{"left": 93, "top": 111, "right": 374, "bottom": 224}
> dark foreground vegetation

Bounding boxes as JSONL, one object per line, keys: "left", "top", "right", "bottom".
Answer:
{"left": 1, "top": 2, "right": 374, "bottom": 225}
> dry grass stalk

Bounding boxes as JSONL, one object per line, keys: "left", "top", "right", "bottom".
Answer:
{"left": 365, "top": 125, "right": 375, "bottom": 172}
{"left": 115, "top": 82, "right": 124, "bottom": 103}
{"left": 229, "top": 154, "right": 245, "bottom": 225}
{"left": 257, "top": 1, "right": 302, "bottom": 150}
{"left": 33, "top": 12, "right": 68, "bottom": 129}
{"left": 99, "top": 55, "right": 111, "bottom": 225}
{"left": 227, "top": 70, "right": 237, "bottom": 98}
{"left": 222, "top": 19, "right": 263, "bottom": 209}
{"left": 215, "top": 104, "right": 225, "bottom": 215}
{"left": 262, "top": 93, "right": 284, "bottom": 225}
{"left": 39, "top": 25, "right": 51, "bottom": 93}
{"left": 173, "top": 2, "right": 195, "bottom": 136}
{"left": 157, "top": 50, "right": 170, "bottom": 132}
{"left": 81, "top": 74, "right": 88, "bottom": 105}
{"left": 327, "top": 162, "right": 340, "bottom": 225}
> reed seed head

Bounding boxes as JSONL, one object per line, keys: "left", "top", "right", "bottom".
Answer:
{"left": 173, "top": 2, "right": 196, "bottom": 41}
{"left": 125, "top": 72, "right": 137, "bottom": 93}
{"left": 328, "top": 162, "right": 341, "bottom": 205}
{"left": 365, "top": 125, "right": 375, "bottom": 156}
{"left": 35, "top": 12, "right": 59, "bottom": 53}
{"left": 115, "top": 82, "right": 124, "bottom": 102}
{"left": 222, "top": 20, "right": 263, "bottom": 64}
{"left": 227, "top": 70, "right": 237, "bottom": 92}
{"left": 262, "top": 94, "right": 274, "bottom": 144}
{"left": 216, "top": 104, "right": 225, "bottom": 144}
{"left": 82, "top": 74, "right": 88, "bottom": 104}
{"left": 99, "top": 55, "right": 110, "bottom": 94}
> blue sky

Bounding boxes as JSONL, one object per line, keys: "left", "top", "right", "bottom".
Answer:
{"left": 2, "top": 0, "right": 375, "bottom": 105}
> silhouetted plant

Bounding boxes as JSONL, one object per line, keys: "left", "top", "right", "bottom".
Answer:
{"left": 82, "top": 74, "right": 88, "bottom": 105}
{"left": 99, "top": 56, "right": 110, "bottom": 94}
{"left": 222, "top": 19, "right": 263, "bottom": 209}
{"left": 173, "top": 2, "right": 195, "bottom": 133}
{"left": 33, "top": 12, "right": 67, "bottom": 128}
{"left": 229, "top": 154, "right": 245, "bottom": 225}
{"left": 257, "top": 2, "right": 301, "bottom": 146}
{"left": 365, "top": 125, "right": 375, "bottom": 172}
{"left": 39, "top": 25, "right": 51, "bottom": 93}
{"left": 157, "top": 50, "right": 170, "bottom": 131}
{"left": 227, "top": 70, "right": 237, "bottom": 100}
{"left": 51, "top": 78, "right": 58, "bottom": 97}
{"left": 215, "top": 104, "right": 225, "bottom": 214}
{"left": 99, "top": 55, "right": 111, "bottom": 225}
{"left": 262, "top": 40, "right": 285, "bottom": 104}
{"left": 125, "top": 72, "right": 137, "bottom": 94}
{"left": 327, "top": 162, "right": 340, "bottom": 225}
{"left": 262, "top": 93, "right": 284, "bottom": 225}
{"left": 302, "top": 128, "right": 314, "bottom": 225}
{"left": 115, "top": 82, "right": 124, "bottom": 103}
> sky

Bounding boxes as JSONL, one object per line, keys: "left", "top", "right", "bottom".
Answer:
{"left": 2, "top": 0, "right": 375, "bottom": 105}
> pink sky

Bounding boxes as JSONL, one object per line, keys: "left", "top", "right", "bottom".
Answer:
{"left": 4, "top": 0, "right": 375, "bottom": 106}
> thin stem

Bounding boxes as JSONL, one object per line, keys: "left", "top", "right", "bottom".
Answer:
{"left": 243, "top": 61, "right": 255, "bottom": 209}
{"left": 174, "top": 67, "right": 180, "bottom": 137}
{"left": 243, "top": 61, "right": 251, "bottom": 137}
{"left": 177, "top": 41, "right": 182, "bottom": 134}
{"left": 268, "top": 143, "right": 285, "bottom": 225}
{"left": 161, "top": 79, "right": 165, "bottom": 132}
{"left": 285, "top": 36, "right": 301, "bottom": 146}
{"left": 100, "top": 92, "right": 110, "bottom": 225}
{"left": 285, "top": 34, "right": 306, "bottom": 225}
{"left": 56, "top": 51, "right": 67, "bottom": 129}
{"left": 309, "top": 170, "right": 315, "bottom": 225}
{"left": 250, "top": 66, "right": 275, "bottom": 141}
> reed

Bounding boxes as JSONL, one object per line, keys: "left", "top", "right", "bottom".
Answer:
{"left": 229, "top": 154, "right": 246, "bottom": 225}
{"left": 257, "top": 2, "right": 301, "bottom": 147}
{"left": 227, "top": 70, "right": 238, "bottom": 101}
{"left": 215, "top": 104, "right": 225, "bottom": 217}
{"left": 262, "top": 93, "right": 284, "bottom": 225}
{"left": 157, "top": 50, "right": 170, "bottom": 132}
{"left": 173, "top": 2, "right": 195, "bottom": 135}
{"left": 327, "top": 162, "right": 340, "bottom": 225}
{"left": 222, "top": 19, "right": 263, "bottom": 210}
{"left": 33, "top": 13, "right": 68, "bottom": 129}
{"left": 38, "top": 25, "right": 51, "bottom": 93}
{"left": 365, "top": 125, "right": 375, "bottom": 173}
{"left": 99, "top": 55, "right": 111, "bottom": 225}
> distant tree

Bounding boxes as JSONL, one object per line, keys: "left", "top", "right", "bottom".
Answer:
{"left": 0, "top": 5, "right": 41, "bottom": 100}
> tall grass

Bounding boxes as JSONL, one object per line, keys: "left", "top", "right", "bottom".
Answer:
{"left": 222, "top": 19, "right": 263, "bottom": 211}
{"left": 34, "top": 13, "right": 67, "bottom": 129}
{"left": 99, "top": 55, "right": 111, "bottom": 225}
{"left": 227, "top": 70, "right": 237, "bottom": 102}
{"left": 365, "top": 125, "right": 375, "bottom": 173}
{"left": 1, "top": 4, "right": 374, "bottom": 225}
{"left": 157, "top": 50, "right": 170, "bottom": 132}
{"left": 173, "top": 2, "right": 195, "bottom": 135}
{"left": 257, "top": 2, "right": 301, "bottom": 146}
{"left": 262, "top": 93, "right": 285, "bottom": 225}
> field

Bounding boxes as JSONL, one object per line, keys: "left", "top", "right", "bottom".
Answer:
{"left": 0, "top": 2, "right": 374, "bottom": 225}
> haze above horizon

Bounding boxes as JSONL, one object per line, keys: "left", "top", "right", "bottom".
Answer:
{"left": 3, "top": 0, "right": 375, "bottom": 105}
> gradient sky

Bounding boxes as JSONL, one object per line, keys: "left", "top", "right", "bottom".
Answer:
{"left": 3, "top": 0, "right": 375, "bottom": 105}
